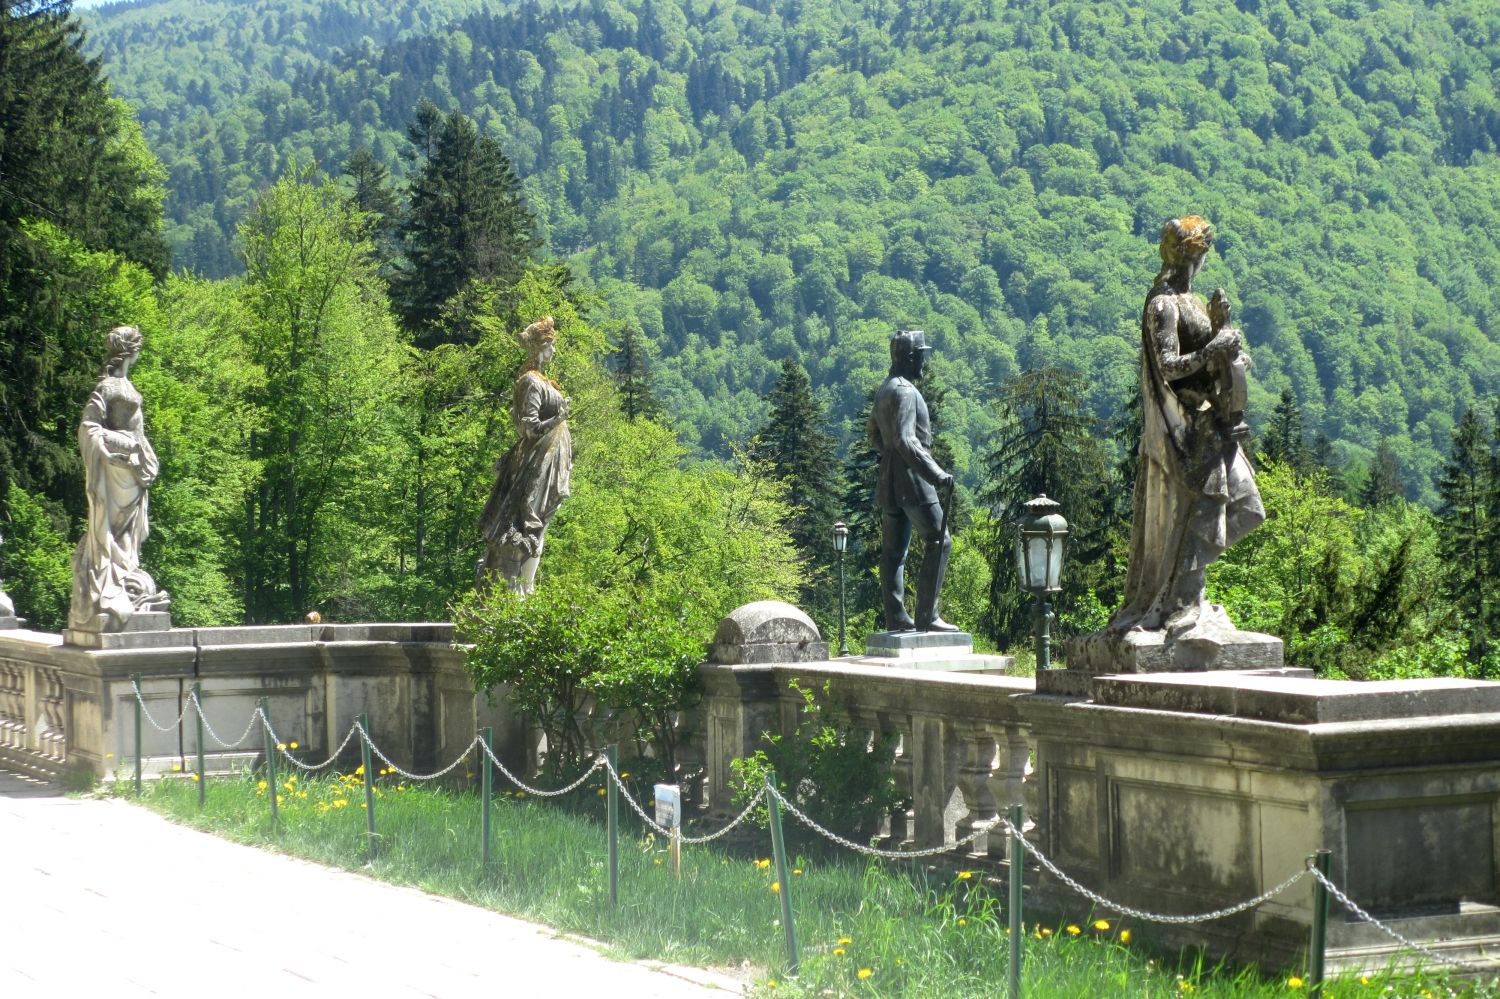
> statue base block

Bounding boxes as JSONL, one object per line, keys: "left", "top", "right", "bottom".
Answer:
{"left": 857, "top": 630, "right": 1014, "bottom": 674}
{"left": 64, "top": 612, "right": 186, "bottom": 650}
{"left": 0, "top": 615, "right": 20, "bottom": 630}
{"left": 1040, "top": 627, "right": 1285, "bottom": 697}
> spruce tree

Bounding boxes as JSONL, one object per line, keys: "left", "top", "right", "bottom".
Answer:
{"left": 1435, "top": 407, "right": 1493, "bottom": 669}
{"left": 980, "top": 365, "right": 1114, "bottom": 646}
{"left": 1260, "top": 388, "right": 1310, "bottom": 476}
{"left": 751, "top": 358, "right": 842, "bottom": 612}
{"left": 341, "top": 145, "right": 400, "bottom": 261}
{"left": 612, "top": 326, "right": 664, "bottom": 422}
{"left": 1358, "top": 438, "right": 1404, "bottom": 509}
{"left": 390, "top": 100, "right": 540, "bottom": 346}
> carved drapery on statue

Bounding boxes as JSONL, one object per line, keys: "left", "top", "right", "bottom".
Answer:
{"left": 1066, "top": 217, "right": 1278, "bottom": 677}
{"left": 0, "top": 563, "right": 15, "bottom": 626}
{"left": 68, "top": 327, "right": 171, "bottom": 635}
{"left": 479, "top": 317, "right": 572, "bottom": 594}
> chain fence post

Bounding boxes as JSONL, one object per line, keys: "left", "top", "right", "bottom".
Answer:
{"left": 481, "top": 727, "right": 494, "bottom": 868}
{"left": 606, "top": 744, "right": 619, "bottom": 910}
{"left": 766, "top": 770, "right": 799, "bottom": 975}
{"left": 1309, "top": 849, "right": 1332, "bottom": 996}
{"left": 359, "top": 714, "right": 377, "bottom": 861}
{"left": 260, "top": 697, "right": 279, "bottom": 830}
{"left": 132, "top": 672, "right": 143, "bottom": 797}
{"left": 1008, "top": 803, "right": 1024, "bottom": 999}
{"left": 193, "top": 681, "right": 206, "bottom": 807}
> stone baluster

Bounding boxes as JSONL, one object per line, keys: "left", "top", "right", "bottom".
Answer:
{"left": 909, "top": 713, "right": 953, "bottom": 849}
{"left": 36, "top": 666, "right": 66, "bottom": 760}
{"left": 877, "top": 709, "right": 915, "bottom": 849}
{"left": 954, "top": 725, "right": 1001, "bottom": 859}
{"left": 0, "top": 662, "right": 24, "bottom": 749}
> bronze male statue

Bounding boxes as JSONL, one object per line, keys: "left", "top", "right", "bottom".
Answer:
{"left": 869, "top": 330, "right": 957, "bottom": 633}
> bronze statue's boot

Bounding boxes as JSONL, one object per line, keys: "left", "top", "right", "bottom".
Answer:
{"left": 912, "top": 535, "right": 952, "bottom": 632}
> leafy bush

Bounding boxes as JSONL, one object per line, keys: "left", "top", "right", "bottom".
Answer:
{"left": 730, "top": 679, "right": 903, "bottom": 847}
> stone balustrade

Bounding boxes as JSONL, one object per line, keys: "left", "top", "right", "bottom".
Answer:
{"left": 695, "top": 659, "right": 1034, "bottom": 860}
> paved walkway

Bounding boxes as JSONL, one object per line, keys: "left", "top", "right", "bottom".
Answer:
{"left": 0, "top": 772, "right": 744, "bottom": 998}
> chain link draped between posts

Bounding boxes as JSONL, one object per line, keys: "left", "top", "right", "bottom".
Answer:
{"left": 1307, "top": 865, "right": 1496, "bottom": 976}
{"left": 124, "top": 678, "right": 1499, "bottom": 982}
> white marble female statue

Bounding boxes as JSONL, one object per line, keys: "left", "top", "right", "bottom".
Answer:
{"left": 68, "top": 326, "right": 171, "bottom": 633}
{"left": 0, "top": 573, "right": 14, "bottom": 625}
{"left": 478, "top": 316, "right": 573, "bottom": 594}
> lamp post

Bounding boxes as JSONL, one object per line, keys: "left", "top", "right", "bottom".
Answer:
{"left": 1015, "top": 495, "right": 1068, "bottom": 671}
{"left": 833, "top": 521, "right": 850, "bottom": 657}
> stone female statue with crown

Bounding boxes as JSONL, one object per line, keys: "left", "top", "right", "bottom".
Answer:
{"left": 479, "top": 316, "right": 573, "bottom": 594}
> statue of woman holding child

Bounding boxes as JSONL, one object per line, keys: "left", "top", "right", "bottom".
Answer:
{"left": 1069, "top": 216, "right": 1275, "bottom": 674}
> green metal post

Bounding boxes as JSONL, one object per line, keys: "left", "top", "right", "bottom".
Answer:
{"left": 481, "top": 727, "right": 494, "bottom": 868}
{"left": 606, "top": 744, "right": 619, "bottom": 909}
{"left": 359, "top": 714, "right": 377, "bottom": 861}
{"left": 1008, "top": 803, "right": 1024, "bottom": 999}
{"left": 1034, "top": 597, "right": 1052, "bottom": 672}
{"left": 132, "top": 672, "right": 143, "bottom": 797}
{"left": 193, "top": 681, "right": 206, "bottom": 807}
{"left": 836, "top": 550, "right": 849, "bottom": 657}
{"left": 1309, "top": 849, "right": 1332, "bottom": 996}
{"left": 766, "top": 769, "right": 800, "bottom": 975}
{"left": 260, "top": 697, "right": 279, "bottom": 829}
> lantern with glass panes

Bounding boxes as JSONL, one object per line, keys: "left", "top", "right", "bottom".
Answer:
{"left": 1015, "top": 495, "right": 1068, "bottom": 670}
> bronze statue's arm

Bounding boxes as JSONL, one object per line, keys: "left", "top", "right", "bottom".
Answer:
{"left": 892, "top": 388, "right": 949, "bottom": 485}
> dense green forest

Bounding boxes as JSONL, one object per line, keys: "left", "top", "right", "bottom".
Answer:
{"left": 3, "top": 0, "right": 1499, "bottom": 681}
{"left": 80, "top": 0, "right": 1500, "bottom": 502}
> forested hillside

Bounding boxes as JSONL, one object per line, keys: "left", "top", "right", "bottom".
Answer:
{"left": 83, "top": 0, "right": 1500, "bottom": 499}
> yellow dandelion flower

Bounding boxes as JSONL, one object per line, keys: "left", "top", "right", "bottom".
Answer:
{"left": 354, "top": 764, "right": 365, "bottom": 776}
{"left": 770, "top": 881, "right": 780, "bottom": 893}
{"left": 1120, "top": 930, "right": 1132, "bottom": 944}
{"left": 257, "top": 780, "right": 268, "bottom": 791}
{"left": 276, "top": 743, "right": 286, "bottom": 751}
{"left": 766, "top": 980, "right": 777, "bottom": 989}
{"left": 654, "top": 858, "right": 663, "bottom": 865}
{"left": 957, "top": 871, "right": 973, "bottom": 880}
{"left": 832, "top": 948, "right": 846, "bottom": 957}
{"left": 957, "top": 918, "right": 967, "bottom": 927}
{"left": 1066, "top": 924, "right": 1081, "bottom": 936}
{"left": 620, "top": 772, "right": 630, "bottom": 779}
{"left": 1093, "top": 919, "right": 1110, "bottom": 931}
{"left": 289, "top": 741, "right": 299, "bottom": 750}
{"left": 857, "top": 968, "right": 872, "bottom": 980}
{"left": 837, "top": 937, "right": 852, "bottom": 946}
{"left": 756, "top": 858, "right": 771, "bottom": 869}
{"left": 597, "top": 788, "right": 607, "bottom": 796}
{"left": 1286, "top": 977, "right": 1303, "bottom": 990}
{"left": 793, "top": 869, "right": 803, "bottom": 875}
{"left": 1179, "top": 984, "right": 1195, "bottom": 994}
{"left": 190, "top": 773, "right": 200, "bottom": 782}
{"left": 1040, "top": 927, "right": 1052, "bottom": 938}
{"left": 1359, "top": 977, "right": 1370, "bottom": 985}
{"left": 171, "top": 764, "right": 182, "bottom": 772}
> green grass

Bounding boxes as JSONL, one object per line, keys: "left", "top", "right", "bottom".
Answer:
{"left": 118, "top": 769, "right": 1493, "bottom": 998}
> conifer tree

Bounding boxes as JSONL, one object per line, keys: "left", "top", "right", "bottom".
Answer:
{"left": 1260, "top": 388, "right": 1310, "bottom": 476}
{"left": 980, "top": 366, "right": 1114, "bottom": 646}
{"left": 751, "top": 358, "right": 841, "bottom": 610}
{"left": 1435, "top": 406, "right": 1493, "bottom": 669}
{"left": 390, "top": 100, "right": 540, "bottom": 346}
{"left": 341, "top": 145, "right": 400, "bottom": 261}
{"left": 611, "top": 326, "right": 664, "bottom": 422}
{"left": 1358, "top": 438, "right": 1404, "bottom": 509}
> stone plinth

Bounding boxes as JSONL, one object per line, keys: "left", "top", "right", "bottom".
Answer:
{"left": 0, "top": 616, "right": 20, "bottom": 630}
{"left": 858, "top": 630, "right": 1012, "bottom": 674}
{"left": 1044, "top": 627, "right": 1284, "bottom": 696}
{"left": 63, "top": 611, "right": 181, "bottom": 650}
{"left": 1019, "top": 671, "right": 1500, "bottom": 976}
{"left": 709, "top": 601, "right": 828, "bottom": 664}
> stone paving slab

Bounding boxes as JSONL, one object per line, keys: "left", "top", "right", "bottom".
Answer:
{"left": 0, "top": 772, "right": 744, "bottom": 998}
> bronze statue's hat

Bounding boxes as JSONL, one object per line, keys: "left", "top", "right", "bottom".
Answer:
{"left": 890, "top": 329, "right": 933, "bottom": 361}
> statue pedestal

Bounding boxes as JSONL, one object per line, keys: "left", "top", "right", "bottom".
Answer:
{"left": 1041, "top": 627, "right": 1285, "bottom": 697}
{"left": 0, "top": 616, "right": 20, "bottom": 630}
{"left": 63, "top": 612, "right": 187, "bottom": 650}
{"left": 856, "top": 630, "right": 1013, "bottom": 674}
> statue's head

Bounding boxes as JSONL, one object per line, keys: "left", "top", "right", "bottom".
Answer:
{"left": 1158, "top": 216, "right": 1215, "bottom": 272}
{"left": 889, "top": 329, "right": 932, "bottom": 377}
{"left": 103, "top": 325, "right": 143, "bottom": 377}
{"left": 520, "top": 316, "right": 557, "bottom": 366}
